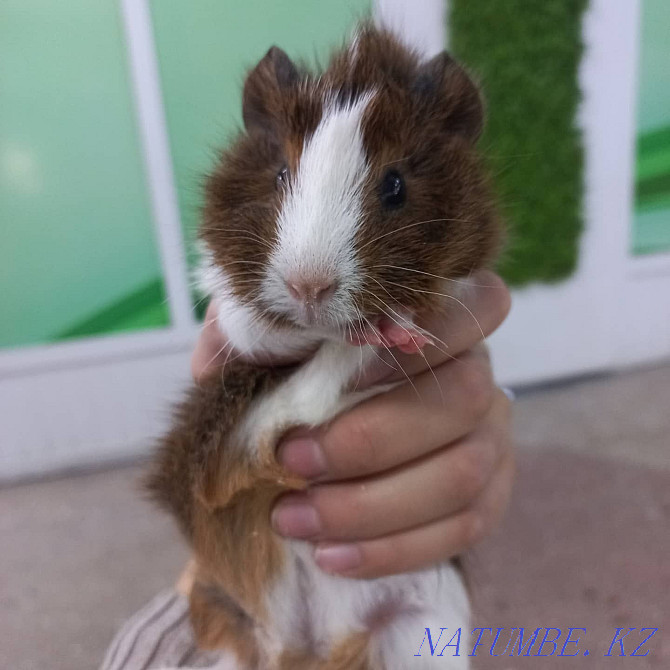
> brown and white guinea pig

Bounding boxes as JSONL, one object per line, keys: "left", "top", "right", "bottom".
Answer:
{"left": 146, "top": 23, "right": 502, "bottom": 670}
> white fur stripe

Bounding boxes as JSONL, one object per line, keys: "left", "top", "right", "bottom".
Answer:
{"left": 263, "top": 93, "right": 374, "bottom": 325}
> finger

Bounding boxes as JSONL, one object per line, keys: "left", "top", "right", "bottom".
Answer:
{"left": 277, "top": 347, "right": 494, "bottom": 481}
{"left": 313, "top": 446, "right": 516, "bottom": 579}
{"left": 273, "top": 424, "right": 499, "bottom": 542}
{"left": 274, "top": 387, "right": 510, "bottom": 542}
{"left": 362, "top": 271, "right": 510, "bottom": 386}
{"left": 191, "top": 301, "right": 231, "bottom": 382}
{"left": 312, "top": 508, "right": 482, "bottom": 578}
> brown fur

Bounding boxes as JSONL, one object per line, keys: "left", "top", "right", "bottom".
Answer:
{"left": 279, "top": 632, "right": 373, "bottom": 670}
{"left": 189, "top": 578, "right": 259, "bottom": 664}
{"left": 144, "top": 361, "right": 302, "bottom": 626}
{"left": 147, "top": 23, "right": 502, "bottom": 669}
{"left": 201, "top": 23, "right": 501, "bottom": 324}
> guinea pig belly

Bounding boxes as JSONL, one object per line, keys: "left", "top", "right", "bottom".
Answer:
{"left": 265, "top": 542, "right": 470, "bottom": 669}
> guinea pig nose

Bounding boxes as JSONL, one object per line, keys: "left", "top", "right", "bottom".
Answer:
{"left": 286, "top": 278, "right": 338, "bottom": 306}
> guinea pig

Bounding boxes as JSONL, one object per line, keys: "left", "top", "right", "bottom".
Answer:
{"left": 146, "top": 23, "right": 502, "bottom": 670}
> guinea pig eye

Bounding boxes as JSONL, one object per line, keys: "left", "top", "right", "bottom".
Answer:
{"left": 379, "top": 170, "right": 406, "bottom": 209}
{"left": 276, "top": 165, "right": 290, "bottom": 189}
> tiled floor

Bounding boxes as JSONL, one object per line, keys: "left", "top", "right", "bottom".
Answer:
{"left": 2, "top": 363, "right": 669, "bottom": 670}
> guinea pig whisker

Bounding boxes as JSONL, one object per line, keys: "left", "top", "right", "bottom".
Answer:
{"left": 364, "top": 275, "right": 404, "bottom": 309}
{"left": 359, "top": 274, "right": 453, "bottom": 360}
{"left": 195, "top": 338, "right": 232, "bottom": 389}
{"left": 349, "top": 313, "right": 365, "bottom": 391}
{"left": 200, "top": 314, "right": 221, "bottom": 330}
{"left": 370, "top": 324, "right": 422, "bottom": 403}
{"left": 350, "top": 304, "right": 396, "bottom": 374}
{"left": 215, "top": 311, "right": 282, "bottom": 388}
{"left": 357, "top": 218, "right": 474, "bottom": 251}
{"left": 410, "top": 325, "right": 454, "bottom": 361}
{"left": 187, "top": 274, "right": 262, "bottom": 294}
{"left": 379, "top": 153, "right": 415, "bottom": 168}
{"left": 385, "top": 281, "right": 486, "bottom": 342}
{"left": 217, "top": 259, "right": 269, "bottom": 268}
{"left": 363, "top": 289, "right": 455, "bottom": 365}
{"left": 358, "top": 318, "right": 397, "bottom": 375}
{"left": 205, "top": 227, "right": 276, "bottom": 249}
{"left": 355, "top": 294, "right": 421, "bottom": 402}
{"left": 212, "top": 234, "right": 275, "bottom": 251}
{"left": 366, "top": 294, "right": 444, "bottom": 394}
{"left": 372, "top": 265, "right": 500, "bottom": 288}
{"left": 359, "top": 290, "right": 445, "bottom": 402}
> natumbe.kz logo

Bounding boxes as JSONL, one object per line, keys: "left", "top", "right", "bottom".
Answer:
{"left": 414, "top": 627, "right": 659, "bottom": 659}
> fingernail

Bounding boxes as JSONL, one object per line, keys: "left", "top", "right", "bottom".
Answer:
{"left": 314, "top": 543, "right": 362, "bottom": 574}
{"left": 277, "top": 438, "right": 327, "bottom": 479}
{"left": 272, "top": 496, "right": 322, "bottom": 539}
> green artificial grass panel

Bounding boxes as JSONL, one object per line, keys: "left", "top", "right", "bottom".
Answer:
{"left": 55, "top": 279, "right": 170, "bottom": 341}
{"left": 633, "top": 125, "right": 670, "bottom": 255}
{"left": 636, "top": 125, "right": 670, "bottom": 211}
{"left": 449, "top": 0, "right": 587, "bottom": 286}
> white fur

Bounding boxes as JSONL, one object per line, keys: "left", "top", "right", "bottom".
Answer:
{"left": 233, "top": 339, "right": 470, "bottom": 668}
{"left": 234, "top": 341, "right": 383, "bottom": 459}
{"left": 261, "top": 94, "right": 374, "bottom": 328}
{"left": 266, "top": 543, "right": 469, "bottom": 669}
{"left": 198, "top": 247, "right": 322, "bottom": 361}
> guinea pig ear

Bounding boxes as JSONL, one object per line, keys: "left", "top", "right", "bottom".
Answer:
{"left": 242, "top": 46, "right": 299, "bottom": 134}
{"left": 414, "top": 52, "right": 484, "bottom": 142}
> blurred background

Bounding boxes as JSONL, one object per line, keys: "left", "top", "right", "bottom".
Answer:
{"left": 1, "top": 1, "right": 668, "bottom": 668}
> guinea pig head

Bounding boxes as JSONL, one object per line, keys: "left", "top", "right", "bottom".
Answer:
{"left": 201, "top": 26, "right": 502, "bottom": 338}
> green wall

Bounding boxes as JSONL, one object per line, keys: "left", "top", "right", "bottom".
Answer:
{"left": 0, "top": 0, "right": 169, "bottom": 349}
{"left": 632, "top": 0, "right": 670, "bottom": 255}
{"left": 150, "top": 0, "right": 371, "bottom": 265}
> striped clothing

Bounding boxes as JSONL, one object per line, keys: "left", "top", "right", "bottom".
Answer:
{"left": 99, "top": 590, "right": 235, "bottom": 670}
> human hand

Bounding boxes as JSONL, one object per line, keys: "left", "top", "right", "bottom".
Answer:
{"left": 192, "top": 271, "right": 514, "bottom": 579}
